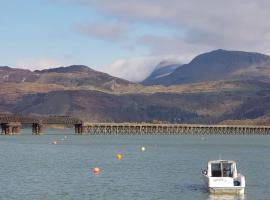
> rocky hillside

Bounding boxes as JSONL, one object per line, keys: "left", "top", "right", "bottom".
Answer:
{"left": 1, "top": 78, "right": 270, "bottom": 124}
{"left": 0, "top": 66, "right": 39, "bottom": 83}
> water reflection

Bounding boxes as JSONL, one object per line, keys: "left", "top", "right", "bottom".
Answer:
{"left": 208, "top": 194, "right": 245, "bottom": 200}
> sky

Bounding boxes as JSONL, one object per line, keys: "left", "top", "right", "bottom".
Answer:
{"left": 1, "top": 0, "right": 270, "bottom": 81}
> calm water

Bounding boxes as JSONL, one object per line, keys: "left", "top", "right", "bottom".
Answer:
{"left": 0, "top": 129, "right": 269, "bottom": 200}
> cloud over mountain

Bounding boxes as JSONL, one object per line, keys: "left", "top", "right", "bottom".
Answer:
{"left": 99, "top": 56, "right": 160, "bottom": 82}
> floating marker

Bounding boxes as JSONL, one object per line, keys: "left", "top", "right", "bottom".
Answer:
{"left": 140, "top": 146, "right": 145, "bottom": 152}
{"left": 92, "top": 167, "right": 101, "bottom": 175}
{"left": 115, "top": 153, "right": 123, "bottom": 160}
{"left": 50, "top": 140, "right": 58, "bottom": 145}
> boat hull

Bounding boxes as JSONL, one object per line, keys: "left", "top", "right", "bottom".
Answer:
{"left": 202, "top": 174, "right": 245, "bottom": 195}
{"left": 209, "top": 187, "right": 245, "bottom": 195}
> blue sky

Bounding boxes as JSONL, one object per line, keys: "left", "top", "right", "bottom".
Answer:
{"left": 1, "top": 0, "right": 270, "bottom": 81}
{"left": 1, "top": 0, "right": 147, "bottom": 67}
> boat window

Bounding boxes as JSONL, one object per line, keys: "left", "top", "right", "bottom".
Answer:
{"left": 222, "top": 163, "right": 233, "bottom": 177}
{"left": 211, "top": 163, "right": 222, "bottom": 177}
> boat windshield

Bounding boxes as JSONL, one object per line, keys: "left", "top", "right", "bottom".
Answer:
{"left": 222, "top": 163, "right": 233, "bottom": 177}
{"left": 211, "top": 163, "right": 221, "bottom": 177}
{"left": 211, "top": 162, "right": 233, "bottom": 177}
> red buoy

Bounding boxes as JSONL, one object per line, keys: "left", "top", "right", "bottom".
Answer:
{"left": 92, "top": 167, "right": 101, "bottom": 175}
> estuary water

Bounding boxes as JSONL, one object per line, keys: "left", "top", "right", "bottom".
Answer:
{"left": 0, "top": 129, "right": 269, "bottom": 200}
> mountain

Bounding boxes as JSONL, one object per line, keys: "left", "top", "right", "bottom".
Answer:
{"left": 0, "top": 66, "right": 39, "bottom": 83}
{"left": 34, "top": 65, "right": 91, "bottom": 73}
{"left": 34, "top": 65, "right": 135, "bottom": 91}
{"left": 142, "top": 61, "right": 180, "bottom": 85}
{"left": 2, "top": 50, "right": 270, "bottom": 125}
{"left": 146, "top": 49, "right": 270, "bottom": 86}
{"left": 0, "top": 65, "right": 136, "bottom": 91}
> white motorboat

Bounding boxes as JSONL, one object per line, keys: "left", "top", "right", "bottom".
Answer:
{"left": 202, "top": 160, "right": 245, "bottom": 195}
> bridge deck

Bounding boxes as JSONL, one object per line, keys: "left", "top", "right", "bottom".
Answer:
{"left": 0, "top": 114, "right": 82, "bottom": 125}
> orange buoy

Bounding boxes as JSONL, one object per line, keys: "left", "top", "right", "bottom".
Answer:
{"left": 92, "top": 167, "right": 101, "bottom": 175}
{"left": 115, "top": 153, "right": 123, "bottom": 160}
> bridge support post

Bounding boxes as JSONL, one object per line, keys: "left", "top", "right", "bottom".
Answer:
{"left": 1, "top": 123, "right": 8, "bottom": 135}
{"left": 11, "top": 126, "right": 21, "bottom": 135}
{"left": 1, "top": 123, "right": 4, "bottom": 134}
{"left": 32, "top": 123, "right": 42, "bottom": 135}
{"left": 1, "top": 123, "right": 21, "bottom": 135}
{"left": 75, "top": 124, "right": 84, "bottom": 135}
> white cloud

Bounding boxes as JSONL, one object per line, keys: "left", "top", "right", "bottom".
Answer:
{"left": 16, "top": 58, "right": 65, "bottom": 70}
{"left": 100, "top": 55, "right": 188, "bottom": 82}
{"left": 77, "top": 21, "right": 130, "bottom": 42}
{"left": 138, "top": 34, "right": 211, "bottom": 57}
{"left": 67, "top": 0, "right": 270, "bottom": 55}
{"left": 99, "top": 57, "right": 159, "bottom": 82}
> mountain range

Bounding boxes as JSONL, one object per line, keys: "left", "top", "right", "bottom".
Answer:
{"left": 1, "top": 49, "right": 270, "bottom": 125}
{"left": 142, "top": 49, "right": 270, "bottom": 86}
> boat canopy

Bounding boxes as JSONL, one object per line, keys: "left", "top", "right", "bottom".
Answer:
{"left": 207, "top": 160, "right": 237, "bottom": 178}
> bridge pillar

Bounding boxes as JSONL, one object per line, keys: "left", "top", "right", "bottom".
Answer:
{"left": 1, "top": 123, "right": 9, "bottom": 135}
{"left": 32, "top": 123, "right": 42, "bottom": 135}
{"left": 75, "top": 124, "right": 84, "bottom": 135}
{"left": 11, "top": 126, "right": 21, "bottom": 135}
{"left": 1, "top": 123, "right": 21, "bottom": 135}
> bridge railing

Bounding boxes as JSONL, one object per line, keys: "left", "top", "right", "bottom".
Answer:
{"left": 81, "top": 123, "right": 270, "bottom": 135}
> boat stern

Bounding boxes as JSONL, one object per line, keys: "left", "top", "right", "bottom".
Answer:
{"left": 209, "top": 187, "right": 245, "bottom": 195}
{"left": 208, "top": 176, "right": 245, "bottom": 195}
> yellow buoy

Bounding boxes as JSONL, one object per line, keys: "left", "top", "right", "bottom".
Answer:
{"left": 50, "top": 140, "right": 58, "bottom": 145}
{"left": 115, "top": 153, "right": 123, "bottom": 160}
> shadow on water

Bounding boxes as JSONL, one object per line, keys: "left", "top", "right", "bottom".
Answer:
{"left": 185, "top": 183, "right": 207, "bottom": 192}
{"left": 181, "top": 184, "right": 246, "bottom": 200}
{"left": 178, "top": 183, "right": 208, "bottom": 194}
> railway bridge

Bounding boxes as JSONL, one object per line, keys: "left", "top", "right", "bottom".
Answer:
{"left": 0, "top": 114, "right": 82, "bottom": 135}
{"left": 81, "top": 122, "right": 270, "bottom": 135}
{"left": 1, "top": 113, "right": 270, "bottom": 135}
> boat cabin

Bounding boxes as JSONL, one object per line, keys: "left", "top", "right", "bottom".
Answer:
{"left": 207, "top": 160, "right": 237, "bottom": 178}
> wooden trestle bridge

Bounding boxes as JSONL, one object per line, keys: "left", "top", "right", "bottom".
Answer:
{"left": 0, "top": 114, "right": 83, "bottom": 135}
{"left": 1, "top": 114, "right": 270, "bottom": 135}
{"left": 82, "top": 123, "right": 270, "bottom": 135}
